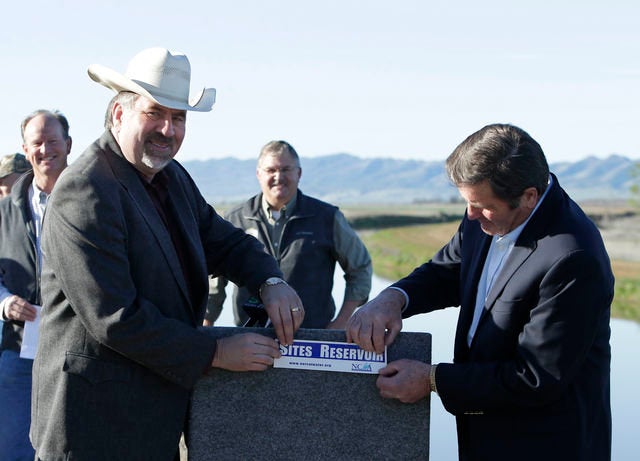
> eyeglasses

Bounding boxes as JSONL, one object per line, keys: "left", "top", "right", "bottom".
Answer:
{"left": 260, "top": 166, "right": 299, "bottom": 176}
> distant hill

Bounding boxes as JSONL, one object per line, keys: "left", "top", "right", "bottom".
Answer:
{"left": 182, "top": 153, "right": 638, "bottom": 205}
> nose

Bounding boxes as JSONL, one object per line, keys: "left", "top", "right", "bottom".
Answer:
{"left": 159, "top": 116, "right": 175, "bottom": 137}
{"left": 38, "top": 141, "right": 52, "bottom": 155}
{"left": 466, "top": 204, "right": 480, "bottom": 220}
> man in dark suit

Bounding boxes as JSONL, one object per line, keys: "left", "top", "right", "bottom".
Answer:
{"left": 30, "top": 47, "right": 304, "bottom": 461}
{"left": 346, "top": 124, "right": 613, "bottom": 461}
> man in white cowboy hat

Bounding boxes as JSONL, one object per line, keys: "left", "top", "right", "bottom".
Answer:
{"left": 30, "top": 47, "right": 304, "bottom": 461}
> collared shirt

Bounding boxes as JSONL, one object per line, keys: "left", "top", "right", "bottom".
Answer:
{"left": 261, "top": 194, "right": 297, "bottom": 259}
{"left": 29, "top": 180, "right": 48, "bottom": 274}
{"left": 467, "top": 176, "right": 553, "bottom": 345}
{"left": 141, "top": 170, "right": 197, "bottom": 307}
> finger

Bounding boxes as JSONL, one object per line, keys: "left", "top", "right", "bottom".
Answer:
{"left": 247, "top": 341, "right": 282, "bottom": 368}
{"left": 351, "top": 318, "right": 375, "bottom": 352}
{"left": 345, "top": 314, "right": 358, "bottom": 343}
{"left": 9, "top": 298, "right": 37, "bottom": 321}
{"left": 377, "top": 381, "right": 395, "bottom": 400}
{"left": 272, "top": 306, "right": 293, "bottom": 346}
{"left": 266, "top": 305, "right": 285, "bottom": 346}
{"left": 288, "top": 292, "right": 305, "bottom": 331}
{"left": 280, "top": 306, "right": 295, "bottom": 345}
{"left": 22, "top": 305, "right": 38, "bottom": 322}
{"left": 384, "top": 323, "right": 401, "bottom": 348}
{"left": 371, "top": 319, "right": 389, "bottom": 355}
{"left": 377, "top": 365, "right": 397, "bottom": 377}
{"left": 291, "top": 305, "right": 304, "bottom": 330}
{"left": 248, "top": 353, "right": 274, "bottom": 368}
{"left": 252, "top": 337, "right": 282, "bottom": 358}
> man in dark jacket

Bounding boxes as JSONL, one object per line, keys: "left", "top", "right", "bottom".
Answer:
{"left": 347, "top": 124, "right": 613, "bottom": 461}
{"left": 0, "top": 110, "right": 72, "bottom": 461}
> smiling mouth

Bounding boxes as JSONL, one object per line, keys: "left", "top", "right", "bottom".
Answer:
{"left": 148, "top": 140, "right": 171, "bottom": 149}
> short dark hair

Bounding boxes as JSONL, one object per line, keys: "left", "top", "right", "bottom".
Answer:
{"left": 445, "top": 124, "right": 549, "bottom": 208}
{"left": 21, "top": 109, "right": 71, "bottom": 141}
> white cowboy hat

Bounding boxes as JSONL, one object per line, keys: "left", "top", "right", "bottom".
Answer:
{"left": 87, "top": 47, "right": 216, "bottom": 112}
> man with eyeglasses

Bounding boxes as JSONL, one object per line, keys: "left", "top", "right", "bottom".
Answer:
{"left": 206, "top": 140, "right": 372, "bottom": 330}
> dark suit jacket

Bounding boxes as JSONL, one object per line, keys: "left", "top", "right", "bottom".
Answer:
{"left": 0, "top": 171, "right": 38, "bottom": 353}
{"left": 394, "top": 175, "right": 613, "bottom": 461}
{"left": 30, "top": 131, "right": 282, "bottom": 461}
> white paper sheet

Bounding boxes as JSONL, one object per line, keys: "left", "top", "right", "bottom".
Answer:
{"left": 19, "top": 304, "right": 41, "bottom": 359}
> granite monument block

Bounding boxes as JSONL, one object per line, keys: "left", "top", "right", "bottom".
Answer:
{"left": 188, "top": 327, "right": 431, "bottom": 460}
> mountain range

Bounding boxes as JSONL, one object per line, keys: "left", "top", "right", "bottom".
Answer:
{"left": 182, "top": 153, "right": 637, "bottom": 205}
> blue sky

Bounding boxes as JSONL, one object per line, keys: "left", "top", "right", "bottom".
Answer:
{"left": 1, "top": 1, "right": 638, "bottom": 164}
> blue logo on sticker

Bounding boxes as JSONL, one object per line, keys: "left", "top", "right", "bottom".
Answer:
{"left": 352, "top": 363, "right": 373, "bottom": 372}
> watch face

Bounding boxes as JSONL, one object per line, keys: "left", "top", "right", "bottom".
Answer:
{"left": 265, "top": 277, "right": 284, "bottom": 286}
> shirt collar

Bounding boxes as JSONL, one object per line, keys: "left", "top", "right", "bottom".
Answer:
{"left": 29, "top": 178, "right": 48, "bottom": 209}
{"left": 261, "top": 193, "right": 297, "bottom": 219}
{"left": 497, "top": 175, "right": 552, "bottom": 244}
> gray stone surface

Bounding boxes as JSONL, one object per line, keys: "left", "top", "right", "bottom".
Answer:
{"left": 188, "top": 327, "right": 431, "bottom": 461}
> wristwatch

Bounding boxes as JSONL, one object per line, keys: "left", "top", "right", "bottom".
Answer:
{"left": 430, "top": 364, "right": 438, "bottom": 394}
{"left": 259, "top": 277, "right": 287, "bottom": 297}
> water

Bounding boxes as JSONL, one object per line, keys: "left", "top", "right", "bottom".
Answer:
{"left": 215, "top": 272, "right": 639, "bottom": 460}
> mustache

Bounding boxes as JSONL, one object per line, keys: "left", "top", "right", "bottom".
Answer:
{"left": 147, "top": 134, "right": 174, "bottom": 145}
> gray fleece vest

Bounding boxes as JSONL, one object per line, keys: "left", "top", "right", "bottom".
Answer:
{"left": 226, "top": 191, "right": 337, "bottom": 328}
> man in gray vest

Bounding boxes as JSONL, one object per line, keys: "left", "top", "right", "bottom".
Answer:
{"left": 206, "top": 140, "right": 372, "bottom": 329}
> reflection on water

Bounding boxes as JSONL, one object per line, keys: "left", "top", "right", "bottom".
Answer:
{"left": 215, "top": 272, "right": 639, "bottom": 460}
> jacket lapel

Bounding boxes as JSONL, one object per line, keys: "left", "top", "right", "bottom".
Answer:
{"left": 483, "top": 243, "right": 534, "bottom": 308}
{"left": 163, "top": 165, "right": 208, "bottom": 312}
{"left": 100, "top": 134, "right": 194, "bottom": 313}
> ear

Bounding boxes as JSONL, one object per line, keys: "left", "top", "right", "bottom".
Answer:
{"left": 521, "top": 187, "right": 539, "bottom": 209}
{"left": 112, "top": 102, "right": 125, "bottom": 130}
{"left": 65, "top": 137, "right": 73, "bottom": 155}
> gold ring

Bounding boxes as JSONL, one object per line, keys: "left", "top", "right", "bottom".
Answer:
{"left": 290, "top": 306, "right": 301, "bottom": 313}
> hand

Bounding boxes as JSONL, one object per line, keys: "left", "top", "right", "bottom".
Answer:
{"left": 345, "top": 288, "right": 404, "bottom": 354}
{"left": 211, "top": 333, "right": 281, "bottom": 371}
{"left": 377, "top": 359, "right": 431, "bottom": 404}
{"left": 2, "top": 295, "right": 37, "bottom": 322}
{"left": 202, "top": 319, "right": 213, "bottom": 327}
{"left": 260, "top": 282, "right": 304, "bottom": 345}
